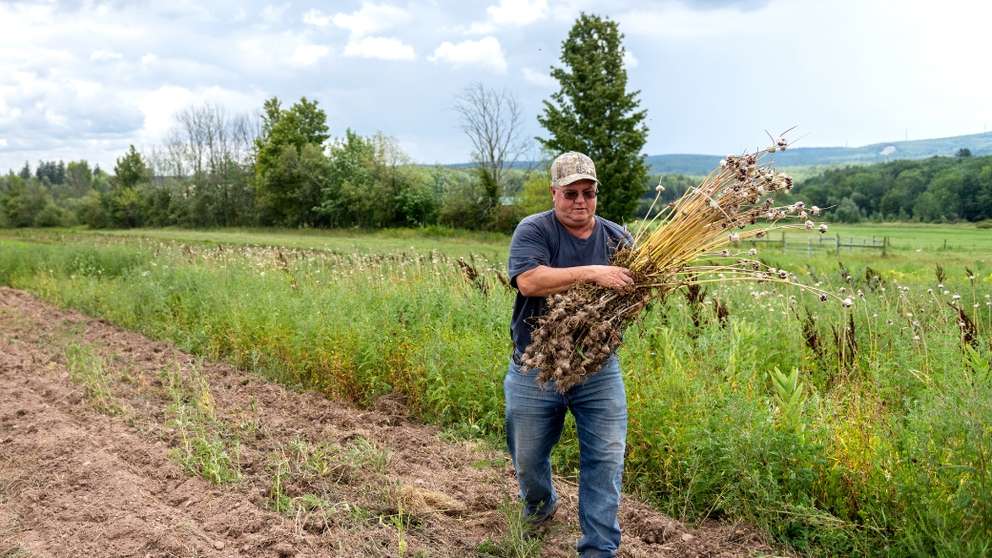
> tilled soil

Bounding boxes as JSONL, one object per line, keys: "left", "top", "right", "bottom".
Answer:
{"left": 0, "top": 286, "right": 774, "bottom": 557}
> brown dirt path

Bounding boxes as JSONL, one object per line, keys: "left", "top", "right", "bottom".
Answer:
{"left": 0, "top": 286, "right": 774, "bottom": 558}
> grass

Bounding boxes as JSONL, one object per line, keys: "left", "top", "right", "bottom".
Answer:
{"left": 161, "top": 364, "right": 242, "bottom": 484}
{"left": 475, "top": 499, "right": 543, "bottom": 558}
{"left": 64, "top": 343, "right": 123, "bottom": 416}
{"left": 1, "top": 225, "right": 991, "bottom": 556}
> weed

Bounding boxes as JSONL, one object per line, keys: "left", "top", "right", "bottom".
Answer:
{"left": 475, "top": 499, "right": 542, "bottom": 558}
{"left": 64, "top": 343, "right": 122, "bottom": 416}
{"left": 162, "top": 365, "right": 241, "bottom": 484}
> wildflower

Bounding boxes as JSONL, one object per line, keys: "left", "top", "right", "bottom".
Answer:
{"left": 952, "top": 293, "right": 961, "bottom": 300}
{"left": 842, "top": 297, "right": 853, "bottom": 307}
{"left": 655, "top": 184, "right": 665, "bottom": 193}
{"left": 938, "top": 283, "right": 944, "bottom": 288}
{"left": 748, "top": 248, "right": 758, "bottom": 256}
{"left": 913, "top": 335, "right": 920, "bottom": 341}
{"left": 811, "top": 206, "right": 821, "bottom": 216}
{"left": 804, "top": 220, "right": 814, "bottom": 230}
{"left": 729, "top": 232, "right": 740, "bottom": 242}
{"left": 799, "top": 210, "right": 808, "bottom": 219}
{"left": 778, "top": 270, "right": 789, "bottom": 280}
{"left": 927, "top": 288, "right": 933, "bottom": 294}
{"left": 818, "top": 223, "right": 828, "bottom": 234}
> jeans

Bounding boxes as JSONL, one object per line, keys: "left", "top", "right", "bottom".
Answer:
{"left": 504, "top": 354, "right": 627, "bottom": 558}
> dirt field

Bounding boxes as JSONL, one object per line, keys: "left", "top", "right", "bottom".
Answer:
{"left": 0, "top": 286, "right": 774, "bottom": 557}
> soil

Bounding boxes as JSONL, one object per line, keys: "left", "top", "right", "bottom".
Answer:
{"left": 0, "top": 286, "right": 775, "bottom": 558}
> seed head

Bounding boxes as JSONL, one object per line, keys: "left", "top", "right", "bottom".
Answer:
{"left": 842, "top": 297, "right": 853, "bottom": 307}
{"left": 818, "top": 223, "right": 829, "bottom": 234}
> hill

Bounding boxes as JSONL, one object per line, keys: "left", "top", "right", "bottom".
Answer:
{"left": 644, "top": 131, "right": 992, "bottom": 175}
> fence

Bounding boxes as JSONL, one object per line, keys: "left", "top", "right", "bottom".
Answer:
{"left": 741, "top": 232, "right": 889, "bottom": 256}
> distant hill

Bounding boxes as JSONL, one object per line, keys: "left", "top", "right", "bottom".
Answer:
{"left": 445, "top": 131, "right": 992, "bottom": 176}
{"left": 643, "top": 131, "right": 992, "bottom": 175}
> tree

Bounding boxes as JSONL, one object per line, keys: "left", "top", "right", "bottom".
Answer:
{"left": 957, "top": 148, "right": 972, "bottom": 158}
{"left": 454, "top": 83, "right": 528, "bottom": 218}
{"left": 255, "top": 97, "right": 331, "bottom": 225}
{"left": 113, "top": 145, "right": 149, "bottom": 189}
{"left": 537, "top": 13, "right": 649, "bottom": 223}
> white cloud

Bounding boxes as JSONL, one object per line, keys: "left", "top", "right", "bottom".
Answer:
{"left": 330, "top": 2, "right": 412, "bottom": 36}
{"left": 464, "top": 0, "right": 548, "bottom": 34}
{"left": 522, "top": 67, "right": 556, "bottom": 88}
{"left": 430, "top": 37, "right": 507, "bottom": 72}
{"left": 260, "top": 3, "right": 289, "bottom": 25}
{"left": 344, "top": 36, "right": 415, "bottom": 61}
{"left": 302, "top": 9, "right": 333, "bottom": 28}
{"left": 90, "top": 49, "right": 123, "bottom": 62}
{"left": 617, "top": 4, "right": 765, "bottom": 39}
{"left": 290, "top": 43, "right": 332, "bottom": 67}
{"left": 0, "top": 139, "right": 7, "bottom": 148}
{"left": 487, "top": 0, "right": 548, "bottom": 26}
{"left": 141, "top": 53, "right": 158, "bottom": 66}
{"left": 623, "top": 50, "right": 638, "bottom": 69}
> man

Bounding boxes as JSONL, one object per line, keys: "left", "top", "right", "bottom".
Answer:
{"left": 505, "top": 151, "right": 634, "bottom": 557}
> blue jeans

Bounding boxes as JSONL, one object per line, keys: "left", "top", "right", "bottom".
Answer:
{"left": 504, "top": 354, "right": 627, "bottom": 558}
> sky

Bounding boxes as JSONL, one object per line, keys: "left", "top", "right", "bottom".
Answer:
{"left": 1, "top": 0, "right": 991, "bottom": 172}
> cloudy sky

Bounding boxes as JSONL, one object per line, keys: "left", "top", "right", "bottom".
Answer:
{"left": 1, "top": 0, "right": 991, "bottom": 172}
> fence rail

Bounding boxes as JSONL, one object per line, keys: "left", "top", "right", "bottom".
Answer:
{"left": 740, "top": 232, "right": 889, "bottom": 255}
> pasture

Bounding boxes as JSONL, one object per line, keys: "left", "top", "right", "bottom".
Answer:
{"left": 0, "top": 222, "right": 990, "bottom": 557}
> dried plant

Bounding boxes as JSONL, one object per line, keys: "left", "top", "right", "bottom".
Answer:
{"left": 522, "top": 131, "right": 836, "bottom": 392}
{"left": 457, "top": 257, "right": 489, "bottom": 295}
{"left": 793, "top": 305, "right": 823, "bottom": 360}
{"left": 949, "top": 302, "right": 978, "bottom": 348}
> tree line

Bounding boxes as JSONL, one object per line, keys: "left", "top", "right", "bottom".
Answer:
{"left": 793, "top": 152, "right": 992, "bottom": 223}
{"left": 0, "top": 13, "right": 652, "bottom": 233}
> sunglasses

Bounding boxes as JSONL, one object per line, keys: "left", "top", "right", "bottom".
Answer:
{"left": 558, "top": 188, "right": 598, "bottom": 201}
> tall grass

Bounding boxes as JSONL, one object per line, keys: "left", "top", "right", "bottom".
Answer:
{"left": 1, "top": 235, "right": 990, "bottom": 556}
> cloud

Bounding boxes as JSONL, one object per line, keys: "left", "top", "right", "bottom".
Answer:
{"left": 90, "top": 49, "right": 123, "bottom": 62}
{"left": 344, "top": 36, "right": 415, "bottom": 61}
{"left": 464, "top": 0, "right": 548, "bottom": 34}
{"left": 290, "top": 43, "right": 332, "bottom": 67}
{"left": 617, "top": 3, "right": 768, "bottom": 39}
{"left": 325, "top": 2, "right": 412, "bottom": 36}
{"left": 430, "top": 36, "right": 507, "bottom": 72}
{"left": 487, "top": 0, "right": 548, "bottom": 26}
{"left": 522, "top": 67, "right": 556, "bottom": 88}
{"left": 302, "top": 8, "right": 333, "bottom": 28}
{"left": 623, "top": 50, "right": 638, "bottom": 69}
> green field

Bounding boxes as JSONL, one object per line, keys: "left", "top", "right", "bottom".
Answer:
{"left": 1, "top": 223, "right": 990, "bottom": 557}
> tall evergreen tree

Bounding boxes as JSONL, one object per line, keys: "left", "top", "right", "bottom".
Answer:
{"left": 537, "top": 13, "right": 649, "bottom": 223}
{"left": 113, "top": 145, "right": 148, "bottom": 189}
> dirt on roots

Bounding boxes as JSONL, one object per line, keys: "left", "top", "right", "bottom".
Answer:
{"left": 0, "top": 286, "right": 775, "bottom": 558}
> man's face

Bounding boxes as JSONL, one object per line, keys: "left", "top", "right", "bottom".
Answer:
{"left": 551, "top": 179, "right": 598, "bottom": 229}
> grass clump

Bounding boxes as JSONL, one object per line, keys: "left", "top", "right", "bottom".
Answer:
{"left": 161, "top": 365, "right": 241, "bottom": 484}
{"left": 64, "top": 343, "right": 123, "bottom": 416}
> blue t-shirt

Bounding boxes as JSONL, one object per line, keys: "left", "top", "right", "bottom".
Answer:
{"left": 507, "top": 210, "right": 632, "bottom": 355}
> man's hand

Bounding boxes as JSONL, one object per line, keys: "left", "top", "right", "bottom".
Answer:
{"left": 583, "top": 265, "right": 635, "bottom": 290}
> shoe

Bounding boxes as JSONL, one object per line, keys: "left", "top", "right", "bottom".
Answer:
{"left": 524, "top": 502, "right": 558, "bottom": 538}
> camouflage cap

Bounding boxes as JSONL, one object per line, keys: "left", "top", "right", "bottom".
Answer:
{"left": 550, "top": 151, "right": 598, "bottom": 188}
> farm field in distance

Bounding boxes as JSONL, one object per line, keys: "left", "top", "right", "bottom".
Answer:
{"left": 1, "top": 222, "right": 991, "bottom": 557}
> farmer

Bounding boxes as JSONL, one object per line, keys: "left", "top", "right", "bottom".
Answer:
{"left": 505, "top": 151, "right": 633, "bottom": 557}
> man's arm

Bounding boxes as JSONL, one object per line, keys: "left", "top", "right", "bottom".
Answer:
{"left": 516, "top": 264, "right": 634, "bottom": 297}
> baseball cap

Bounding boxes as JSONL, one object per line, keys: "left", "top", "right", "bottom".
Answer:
{"left": 550, "top": 151, "right": 598, "bottom": 188}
